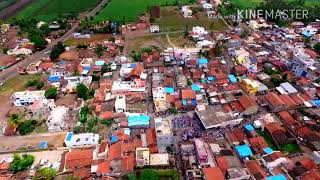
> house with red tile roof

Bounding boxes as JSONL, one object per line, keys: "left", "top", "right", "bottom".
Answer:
{"left": 265, "top": 122, "right": 287, "bottom": 147}
{"left": 202, "top": 167, "right": 224, "bottom": 180}
{"left": 239, "top": 95, "right": 258, "bottom": 115}
{"left": 248, "top": 136, "right": 268, "bottom": 155}
{"left": 245, "top": 160, "right": 268, "bottom": 180}
{"left": 264, "top": 92, "right": 287, "bottom": 112}
{"left": 65, "top": 149, "right": 94, "bottom": 171}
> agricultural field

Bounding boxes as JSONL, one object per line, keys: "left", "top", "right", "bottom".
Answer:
{"left": 95, "top": 0, "right": 190, "bottom": 22}
{"left": 0, "top": 0, "right": 17, "bottom": 11}
{"left": 157, "top": 6, "right": 229, "bottom": 31}
{"left": 230, "top": 0, "right": 320, "bottom": 9}
{"left": 14, "top": 0, "right": 101, "bottom": 21}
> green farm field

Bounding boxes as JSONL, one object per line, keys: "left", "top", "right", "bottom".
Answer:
{"left": 230, "top": 0, "right": 320, "bottom": 9}
{"left": 0, "top": 0, "right": 17, "bottom": 11}
{"left": 14, "top": 0, "right": 101, "bottom": 21}
{"left": 95, "top": 0, "right": 190, "bottom": 22}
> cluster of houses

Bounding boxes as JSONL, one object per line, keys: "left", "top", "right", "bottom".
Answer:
{"left": 0, "top": 7, "right": 320, "bottom": 179}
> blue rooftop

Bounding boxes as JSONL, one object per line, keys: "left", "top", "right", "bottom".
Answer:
{"left": 228, "top": 74, "right": 237, "bottom": 83}
{"left": 266, "top": 175, "right": 286, "bottom": 180}
{"left": 191, "top": 84, "right": 201, "bottom": 91}
{"left": 263, "top": 147, "right": 274, "bottom": 154}
{"left": 95, "top": 60, "right": 105, "bottom": 66}
{"left": 182, "top": 99, "right": 187, "bottom": 106}
{"left": 302, "top": 32, "right": 312, "bottom": 37}
{"left": 244, "top": 124, "right": 254, "bottom": 131}
{"left": 124, "top": 128, "right": 130, "bottom": 135}
{"left": 58, "top": 61, "right": 65, "bottom": 65}
{"left": 235, "top": 144, "right": 253, "bottom": 158}
{"left": 110, "top": 135, "right": 118, "bottom": 143}
{"left": 198, "top": 58, "right": 208, "bottom": 64}
{"left": 66, "top": 132, "right": 73, "bottom": 141}
{"left": 48, "top": 76, "right": 61, "bottom": 82}
{"left": 84, "top": 66, "right": 91, "bottom": 71}
{"left": 312, "top": 100, "right": 320, "bottom": 107}
{"left": 82, "top": 70, "right": 89, "bottom": 75}
{"left": 38, "top": 141, "right": 48, "bottom": 149}
{"left": 207, "top": 76, "right": 215, "bottom": 81}
{"left": 165, "top": 87, "right": 174, "bottom": 94}
{"left": 128, "top": 115, "right": 150, "bottom": 126}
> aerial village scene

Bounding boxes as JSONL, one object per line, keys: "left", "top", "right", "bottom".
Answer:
{"left": 0, "top": 0, "right": 319, "bottom": 179}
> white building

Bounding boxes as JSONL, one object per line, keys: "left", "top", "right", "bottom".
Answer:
{"left": 155, "top": 117, "right": 173, "bottom": 153}
{"left": 202, "top": 3, "right": 213, "bottom": 10}
{"left": 150, "top": 25, "right": 160, "bottom": 33}
{"left": 153, "top": 87, "right": 168, "bottom": 112}
{"left": 7, "top": 47, "right": 32, "bottom": 56}
{"left": 196, "top": 40, "right": 214, "bottom": 48}
{"left": 181, "top": 6, "right": 192, "bottom": 18}
{"left": 64, "top": 76, "right": 92, "bottom": 93}
{"left": 47, "top": 106, "right": 68, "bottom": 131}
{"left": 111, "top": 80, "right": 146, "bottom": 94}
{"left": 191, "top": 26, "right": 208, "bottom": 40}
{"left": 115, "top": 95, "right": 126, "bottom": 113}
{"left": 64, "top": 132, "right": 99, "bottom": 147}
{"left": 136, "top": 148, "right": 150, "bottom": 167}
{"left": 291, "top": 49, "right": 315, "bottom": 77}
{"left": 11, "top": 90, "right": 45, "bottom": 106}
{"left": 150, "top": 153, "right": 170, "bottom": 166}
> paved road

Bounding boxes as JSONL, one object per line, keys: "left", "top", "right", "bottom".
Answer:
{"left": 0, "top": 0, "right": 109, "bottom": 83}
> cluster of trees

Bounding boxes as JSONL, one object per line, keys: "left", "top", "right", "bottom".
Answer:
{"left": 25, "top": 80, "right": 44, "bottom": 89}
{"left": 8, "top": 114, "right": 36, "bottom": 135}
{"left": 34, "top": 167, "right": 57, "bottom": 180}
{"left": 45, "top": 86, "right": 58, "bottom": 99}
{"left": 314, "top": 42, "right": 320, "bottom": 54}
{"left": 50, "top": 42, "right": 65, "bottom": 61}
{"left": 10, "top": 154, "right": 35, "bottom": 173}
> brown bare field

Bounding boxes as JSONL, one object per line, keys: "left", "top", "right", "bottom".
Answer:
{"left": 65, "top": 34, "right": 111, "bottom": 46}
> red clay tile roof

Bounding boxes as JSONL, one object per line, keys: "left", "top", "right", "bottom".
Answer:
{"left": 233, "top": 128, "right": 247, "bottom": 142}
{"left": 73, "top": 167, "right": 91, "bottom": 178}
{"left": 121, "top": 153, "right": 135, "bottom": 172}
{"left": 100, "top": 111, "right": 113, "bottom": 119}
{"left": 265, "top": 92, "right": 285, "bottom": 107}
{"left": 226, "top": 132, "right": 239, "bottom": 143}
{"left": 65, "top": 149, "right": 93, "bottom": 169}
{"left": 202, "top": 167, "right": 224, "bottom": 180}
{"left": 279, "top": 94, "right": 297, "bottom": 108}
{"left": 265, "top": 122, "right": 285, "bottom": 134}
{"left": 278, "top": 111, "right": 300, "bottom": 126}
{"left": 95, "top": 104, "right": 102, "bottom": 113}
{"left": 249, "top": 136, "right": 268, "bottom": 154}
{"left": 96, "top": 161, "right": 110, "bottom": 174}
{"left": 108, "top": 142, "right": 122, "bottom": 161}
{"left": 289, "top": 94, "right": 305, "bottom": 105}
{"left": 300, "top": 157, "right": 318, "bottom": 170}
{"left": 174, "top": 100, "right": 183, "bottom": 109}
{"left": 245, "top": 160, "right": 268, "bottom": 180}
{"left": 99, "top": 141, "right": 108, "bottom": 154}
{"left": 0, "top": 162, "right": 10, "bottom": 171}
{"left": 166, "top": 94, "right": 175, "bottom": 103}
{"left": 300, "top": 169, "right": 320, "bottom": 180}
{"left": 304, "top": 48, "right": 318, "bottom": 59}
{"left": 146, "top": 128, "right": 157, "bottom": 146}
{"left": 181, "top": 89, "right": 196, "bottom": 99}
{"left": 216, "top": 156, "right": 229, "bottom": 172}
{"left": 239, "top": 95, "right": 257, "bottom": 109}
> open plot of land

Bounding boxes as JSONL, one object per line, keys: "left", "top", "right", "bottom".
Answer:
{"left": 0, "top": 131, "right": 67, "bottom": 152}
{"left": 168, "top": 32, "right": 195, "bottom": 48}
{"left": 0, "top": 74, "right": 42, "bottom": 120}
{"left": 95, "top": 0, "right": 189, "bottom": 22}
{"left": 65, "top": 34, "right": 111, "bottom": 46}
{"left": 126, "top": 34, "right": 169, "bottom": 53}
{"left": 157, "top": 7, "right": 229, "bottom": 31}
{"left": 231, "top": 0, "right": 320, "bottom": 9}
{"left": 14, "top": 0, "right": 101, "bottom": 21}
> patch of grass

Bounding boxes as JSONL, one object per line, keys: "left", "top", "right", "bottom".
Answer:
{"left": 34, "top": 123, "right": 48, "bottom": 133}
{"left": 14, "top": 0, "right": 101, "bottom": 21}
{"left": 230, "top": 0, "right": 262, "bottom": 9}
{"left": 256, "top": 129, "right": 278, "bottom": 150}
{"left": 280, "top": 143, "right": 301, "bottom": 153}
{"left": 95, "top": 0, "right": 190, "bottom": 22}
{"left": 157, "top": 7, "right": 228, "bottom": 31}
{"left": 65, "top": 34, "right": 111, "bottom": 46}
{"left": 156, "top": 169, "right": 180, "bottom": 180}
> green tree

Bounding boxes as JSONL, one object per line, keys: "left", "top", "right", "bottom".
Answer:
{"left": 314, "top": 42, "right": 320, "bottom": 54}
{"left": 2, "top": 47, "right": 9, "bottom": 54}
{"left": 128, "top": 173, "right": 137, "bottom": 180}
{"left": 79, "top": 106, "right": 90, "bottom": 124}
{"left": 50, "top": 42, "right": 65, "bottom": 61}
{"left": 45, "top": 86, "right": 58, "bottom": 99}
{"left": 140, "top": 169, "right": 158, "bottom": 180}
{"left": 169, "top": 107, "right": 178, "bottom": 114}
{"left": 33, "top": 167, "right": 57, "bottom": 180}
{"left": 76, "top": 83, "right": 89, "bottom": 100}
{"left": 101, "top": 62, "right": 111, "bottom": 73}
{"left": 17, "top": 120, "right": 36, "bottom": 135}
{"left": 95, "top": 44, "right": 104, "bottom": 57}
{"left": 10, "top": 154, "right": 35, "bottom": 173}
{"left": 30, "top": 35, "right": 48, "bottom": 51}
{"left": 7, "top": 114, "right": 23, "bottom": 127}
